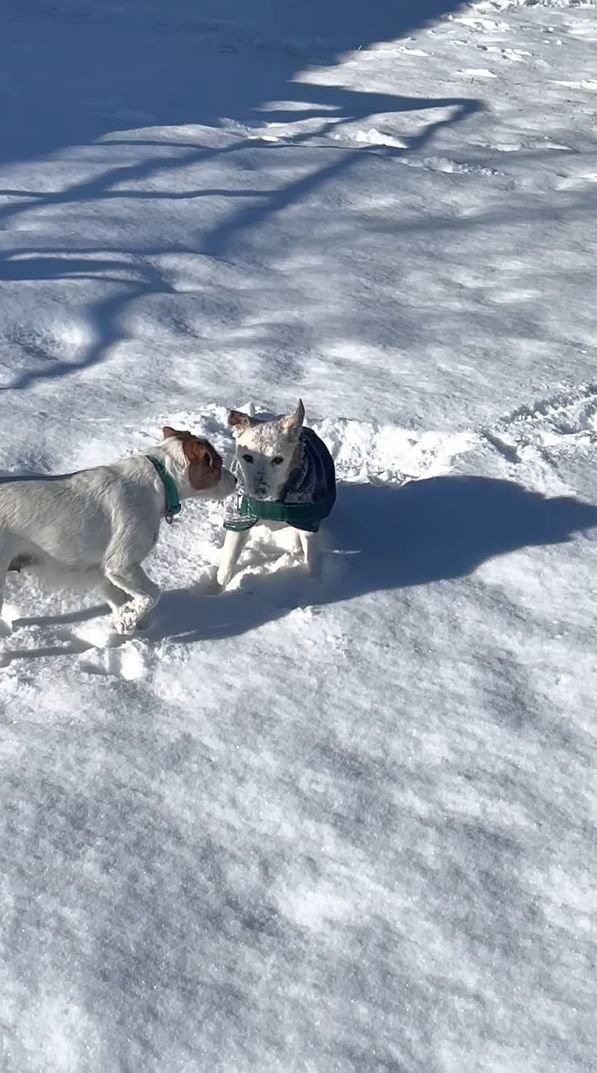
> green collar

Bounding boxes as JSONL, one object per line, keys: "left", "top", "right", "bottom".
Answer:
{"left": 224, "top": 491, "right": 336, "bottom": 534}
{"left": 146, "top": 455, "right": 181, "bottom": 524}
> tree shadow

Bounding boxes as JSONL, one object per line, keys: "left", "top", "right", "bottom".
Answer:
{"left": 198, "top": 92, "right": 481, "bottom": 258}
{"left": 0, "top": 1, "right": 481, "bottom": 392}
{"left": 149, "top": 476, "right": 597, "bottom": 643}
{"left": 1, "top": 1, "right": 469, "bottom": 166}
{"left": 0, "top": 254, "right": 176, "bottom": 392}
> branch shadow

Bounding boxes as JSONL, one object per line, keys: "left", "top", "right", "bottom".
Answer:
{"left": 0, "top": 252, "right": 177, "bottom": 392}
{"left": 0, "top": 603, "right": 108, "bottom": 665}
{"left": 0, "top": 0, "right": 481, "bottom": 393}
{"left": 149, "top": 476, "right": 597, "bottom": 643}
{"left": 0, "top": 639, "right": 91, "bottom": 665}
{"left": 198, "top": 93, "right": 482, "bottom": 258}
{"left": 12, "top": 604, "right": 106, "bottom": 629}
{"left": 1, "top": 1, "right": 470, "bottom": 166}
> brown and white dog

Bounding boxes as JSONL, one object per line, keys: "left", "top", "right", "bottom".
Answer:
{"left": 0, "top": 427, "right": 235, "bottom": 636}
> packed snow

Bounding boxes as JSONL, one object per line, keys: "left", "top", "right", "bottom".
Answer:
{"left": 0, "top": 1, "right": 596, "bottom": 1070}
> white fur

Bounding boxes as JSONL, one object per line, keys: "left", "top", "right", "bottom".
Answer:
{"left": 0, "top": 436, "right": 235, "bottom": 635}
{"left": 229, "top": 413, "right": 302, "bottom": 501}
{"left": 217, "top": 400, "right": 318, "bottom": 589}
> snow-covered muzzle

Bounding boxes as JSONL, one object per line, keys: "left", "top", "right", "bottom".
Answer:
{"left": 228, "top": 404, "right": 305, "bottom": 502}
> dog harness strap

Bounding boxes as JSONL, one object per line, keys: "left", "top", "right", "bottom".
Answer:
{"left": 146, "top": 455, "right": 181, "bottom": 523}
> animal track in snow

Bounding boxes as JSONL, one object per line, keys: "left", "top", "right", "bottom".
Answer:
{"left": 450, "top": 14, "right": 510, "bottom": 32}
{"left": 395, "top": 45, "right": 429, "bottom": 56}
{"left": 399, "top": 155, "right": 504, "bottom": 176}
{"left": 150, "top": 396, "right": 595, "bottom": 513}
{"left": 552, "top": 78, "right": 597, "bottom": 90}
{"left": 477, "top": 44, "right": 532, "bottom": 59}
{"left": 79, "top": 639, "right": 149, "bottom": 680}
{"left": 480, "top": 382, "right": 597, "bottom": 462}
{"left": 349, "top": 129, "right": 409, "bottom": 149}
{"left": 314, "top": 417, "right": 475, "bottom": 483}
{"left": 459, "top": 67, "right": 498, "bottom": 78}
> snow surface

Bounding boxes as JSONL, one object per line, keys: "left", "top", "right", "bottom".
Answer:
{"left": 1, "top": 1, "right": 596, "bottom": 1070}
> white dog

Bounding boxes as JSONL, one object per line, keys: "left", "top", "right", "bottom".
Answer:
{"left": 217, "top": 400, "right": 336, "bottom": 589}
{"left": 0, "top": 427, "right": 235, "bottom": 636}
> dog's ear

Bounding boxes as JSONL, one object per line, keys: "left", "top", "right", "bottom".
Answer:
{"left": 162, "top": 428, "right": 222, "bottom": 472}
{"left": 228, "top": 409, "right": 252, "bottom": 436}
{"left": 279, "top": 399, "right": 305, "bottom": 435}
{"left": 182, "top": 435, "right": 222, "bottom": 472}
{"left": 182, "top": 436, "right": 223, "bottom": 489}
{"left": 163, "top": 425, "right": 198, "bottom": 440}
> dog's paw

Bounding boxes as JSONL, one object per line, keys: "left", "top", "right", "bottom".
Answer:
{"left": 200, "top": 572, "right": 224, "bottom": 596}
{"left": 112, "top": 602, "right": 141, "bottom": 636}
{"left": 112, "top": 595, "right": 156, "bottom": 636}
{"left": 215, "top": 570, "right": 231, "bottom": 592}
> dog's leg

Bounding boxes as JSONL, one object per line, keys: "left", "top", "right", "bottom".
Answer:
{"left": 103, "top": 563, "right": 160, "bottom": 635}
{"left": 289, "top": 527, "right": 303, "bottom": 555}
{"left": 216, "top": 529, "right": 250, "bottom": 590}
{"left": 100, "top": 578, "right": 129, "bottom": 612}
{"left": 299, "top": 530, "right": 320, "bottom": 577}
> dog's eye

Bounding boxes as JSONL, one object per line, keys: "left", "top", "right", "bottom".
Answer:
{"left": 242, "top": 453, "right": 254, "bottom": 464}
{"left": 272, "top": 456, "right": 284, "bottom": 466}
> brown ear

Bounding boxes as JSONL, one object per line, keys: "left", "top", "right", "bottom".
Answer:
{"left": 162, "top": 425, "right": 187, "bottom": 440}
{"left": 228, "top": 409, "right": 252, "bottom": 434}
{"left": 182, "top": 436, "right": 222, "bottom": 471}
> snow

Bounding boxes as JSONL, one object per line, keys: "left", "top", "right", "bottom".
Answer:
{"left": 1, "top": 0, "right": 596, "bottom": 1070}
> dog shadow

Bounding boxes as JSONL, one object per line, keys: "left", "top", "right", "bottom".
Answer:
{"left": 150, "top": 475, "right": 597, "bottom": 644}
{"left": 3, "top": 475, "right": 594, "bottom": 662}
